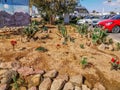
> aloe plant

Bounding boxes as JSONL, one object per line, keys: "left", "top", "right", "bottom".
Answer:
{"left": 108, "top": 38, "right": 113, "bottom": 44}
{"left": 92, "top": 28, "right": 108, "bottom": 44}
{"left": 58, "top": 25, "right": 75, "bottom": 44}
{"left": 77, "top": 24, "right": 89, "bottom": 36}
{"left": 23, "top": 21, "right": 39, "bottom": 41}
{"left": 80, "top": 57, "right": 88, "bottom": 69}
{"left": 116, "top": 42, "right": 120, "bottom": 51}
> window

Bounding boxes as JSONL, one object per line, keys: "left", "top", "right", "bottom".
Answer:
{"left": 5, "top": 0, "right": 7, "bottom": 3}
{"left": 111, "top": 15, "right": 120, "bottom": 20}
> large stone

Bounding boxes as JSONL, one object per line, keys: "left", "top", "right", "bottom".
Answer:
{"left": 98, "top": 44, "right": 106, "bottom": 50}
{"left": 94, "top": 83, "right": 105, "bottom": 90}
{"left": 56, "top": 75, "right": 69, "bottom": 82}
{"left": 17, "top": 67, "right": 44, "bottom": 76}
{"left": 51, "top": 79, "right": 66, "bottom": 90}
{"left": 44, "top": 70, "right": 58, "bottom": 79}
{"left": 0, "top": 70, "right": 7, "bottom": 76}
{"left": 92, "top": 88, "right": 98, "bottom": 90}
{"left": 39, "top": 78, "right": 52, "bottom": 90}
{"left": 0, "top": 84, "right": 8, "bottom": 90}
{"left": 70, "top": 75, "right": 83, "bottom": 86}
{"left": 19, "top": 86, "right": 27, "bottom": 90}
{"left": 29, "top": 74, "right": 41, "bottom": 87}
{"left": 17, "top": 67, "right": 34, "bottom": 76}
{"left": 82, "top": 85, "right": 90, "bottom": 90}
{"left": 0, "top": 62, "right": 12, "bottom": 69}
{"left": 108, "top": 45, "right": 114, "bottom": 51}
{"left": 75, "top": 86, "right": 82, "bottom": 90}
{"left": 1, "top": 70, "right": 18, "bottom": 84}
{"left": 63, "top": 82, "right": 74, "bottom": 90}
{"left": 84, "top": 80, "right": 92, "bottom": 89}
{"left": 28, "top": 86, "right": 37, "bottom": 90}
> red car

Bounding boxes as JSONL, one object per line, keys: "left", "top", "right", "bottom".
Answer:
{"left": 98, "top": 15, "right": 120, "bottom": 33}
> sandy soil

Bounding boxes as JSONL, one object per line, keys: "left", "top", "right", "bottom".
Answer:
{"left": 0, "top": 25, "right": 120, "bottom": 89}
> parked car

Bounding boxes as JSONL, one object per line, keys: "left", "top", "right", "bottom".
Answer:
{"left": 92, "top": 15, "right": 116, "bottom": 27}
{"left": 91, "top": 16, "right": 100, "bottom": 27}
{"left": 77, "top": 16, "right": 93, "bottom": 25}
{"left": 97, "top": 15, "right": 120, "bottom": 33}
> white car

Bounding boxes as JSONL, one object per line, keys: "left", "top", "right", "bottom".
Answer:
{"left": 77, "top": 16, "right": 93, "bottom": 25}
{"left": 77, "top": 19, "right": 86, "bottom": 25}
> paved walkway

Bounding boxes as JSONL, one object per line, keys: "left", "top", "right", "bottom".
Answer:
{"left": 108, "top": 33, "right": 120, "bottom": 42}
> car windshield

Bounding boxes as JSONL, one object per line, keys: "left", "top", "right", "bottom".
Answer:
{"left": 110, "top": 15, "right": 120, "bottom": 20}
{"left": 102, "top": 15, "right": 110, "bottom": 19}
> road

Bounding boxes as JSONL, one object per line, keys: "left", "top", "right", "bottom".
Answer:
{"left": 108, "top": 33, "right": 120, "bottom": 42}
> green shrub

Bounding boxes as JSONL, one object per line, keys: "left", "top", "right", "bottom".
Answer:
{"left": 108, "top": 38, "right": 113, "bottom": 44}
{"left": 23, "top": 22, "right": 39, "bottom": 41}
{"left": 80, "top": 57, "right": 88, "bottom": 69}
{"left": 36, "top": 46, "right": 48, "bottom": 52}
{"left": 77, "top": 24, "right": 89, "bottom": 35}
{"left": 80, "top": 44, "right": 84, "bottom": 49}
{"left": 92, "top": 28, "right": 108, "bottom": 44}
{"left": 58, "top": 25, "right": 75, "bottom": 44}
{"left": 116, "top": 42, "right": 120, "bottom": 51}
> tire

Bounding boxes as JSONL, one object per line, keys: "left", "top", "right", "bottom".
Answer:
{"left": 112, "top": 26, "right": 120, "bottom": 33}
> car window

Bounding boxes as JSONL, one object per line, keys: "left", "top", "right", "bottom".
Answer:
{"left": 111, "top": 15, "right": 120, "bottom": 20}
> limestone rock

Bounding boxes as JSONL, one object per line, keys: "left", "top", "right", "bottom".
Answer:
{"left": 98, "top": 44, "right": 106, "bottom": 50}
{"left": 75, "top": 86, "right": 82, "bottom": 90}
{"left": 51, "top": 79, "right": 66, "bottom": 90}
{"left": 63, "top": 82, "right": 74, "bottom": 90}
{"left": 70, "top": 75, "right": 83, "bottom": 86}
{"left": 0, "top": 62, "right": 12, "bottom": 69}
{"left": 92, "top": 88, "right": 98, "bottom": 90}
{"left": 108, "top": 45, "right": 114, "bottom": 51}
{"left": 84, "top": 80, "right": 92, "bottom": 89}
{"left": 28, "top": 86, "right": 37, "bottom": 90}
{"left": 94, "top": 83, "right": 105, "bottom": 90}
{"left": 0, "top": 84, "right": 8, "bottom": 90}
{"left": 39, "top": 78, "right": 52, "bottom": 90}
{"left": 82, "top": 85, "right": 90, "bottom": 90}
{"left": 30, "top": 74, "right": 41, "bottom": 87}
{"left": 19, "top": 86, "right": 27, "bottom": 90}
{"left": 56, "top": 75, "right": 69, "bottom": 82}
{"left": 17, "top": 67, "right": 44, "bottom": 76}
{"left": 1, "top": 70, "right": 17, "bottom": 84}
{"left": 17, "top": 67, "right": 34, "bottom": 76}
{"left": 0, "top": 70, "right": 7, "bottom": 76}
{"left": 44, "top": 70, "right": 58, "bottom": 79}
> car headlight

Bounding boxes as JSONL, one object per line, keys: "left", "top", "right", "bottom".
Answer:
{"left": 105, "top": 22, "right": 113, "bottom": 26}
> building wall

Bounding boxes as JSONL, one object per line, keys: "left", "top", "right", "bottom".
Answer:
{"left": 0, "top": 0, "right": 30, "bottom": 27}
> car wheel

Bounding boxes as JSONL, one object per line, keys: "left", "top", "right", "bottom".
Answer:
{"left": 112, "top": 26, "right": 120, "bottom": 33}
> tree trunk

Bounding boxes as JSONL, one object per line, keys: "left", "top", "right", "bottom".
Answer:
{"left": 64, "top": 13, "right": 70, "bottom": 24}
{"left": 49, "top": 15, "right": 55, "bottom": 25}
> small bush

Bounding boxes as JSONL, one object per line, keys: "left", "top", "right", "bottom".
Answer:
{"left": 80, "top": 57, "right": 88, "bottom": 69}
{"left": 108, "top": 38, "right": 113, "bottom": 44}
{"left": 36, "top": 46, "right": 48, "bottom": 52}
{"left": 80, "top": 44, "right": 84, "bottom": 49}
{"left": 116, "top": 42, "right": 120, "bottom": 51}
{"left": 92, "top": 28, "right": 108, "bottom": 44}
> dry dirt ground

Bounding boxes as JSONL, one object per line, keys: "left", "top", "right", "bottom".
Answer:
{"left": 0, "top": 25, "right": 120, "bottom": 90}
